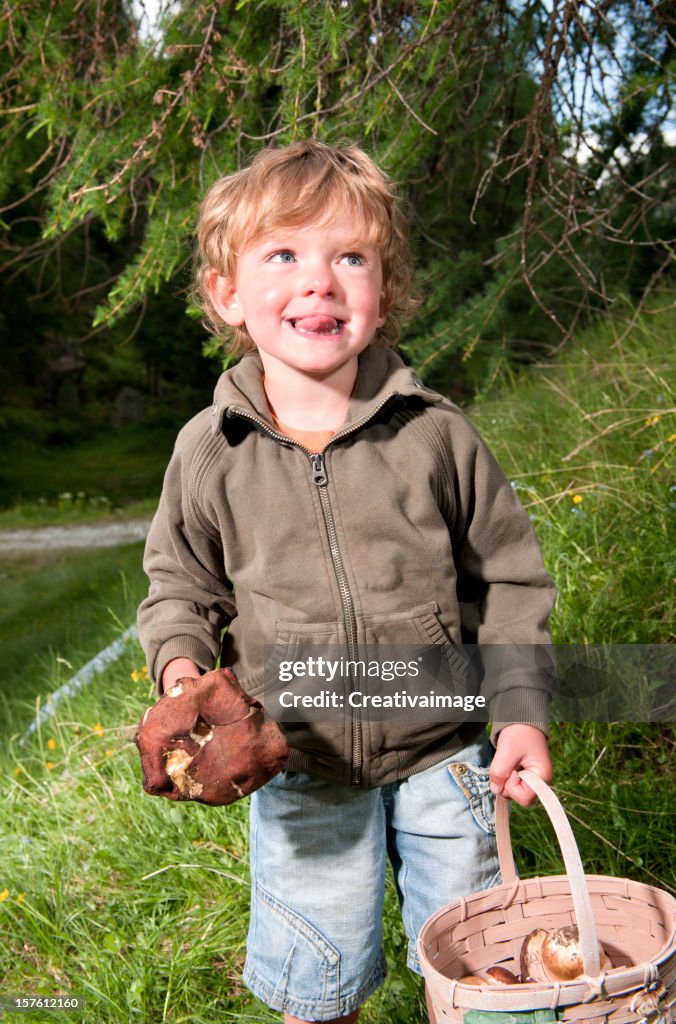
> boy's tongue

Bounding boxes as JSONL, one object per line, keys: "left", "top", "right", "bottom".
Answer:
{"left": 293, "top": 315, "right": 339, "bottom": 335}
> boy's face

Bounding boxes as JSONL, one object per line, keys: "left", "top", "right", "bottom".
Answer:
{"left": 208, "top": 206, "right": 386, "bottom": 380}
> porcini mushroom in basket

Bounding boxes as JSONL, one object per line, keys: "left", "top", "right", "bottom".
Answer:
{"left": 521, "top": 925, "right": 612, "bottom": 982}
{"left": 457, "top": 967, "right": 520, "bottom": 987}
{"left": 485, "top": 966, "right": 520, "bottom": 985}
{"left": 520, "top": 928, "right": 549, "bottom": 982}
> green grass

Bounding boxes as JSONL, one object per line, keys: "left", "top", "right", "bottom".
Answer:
{"left": 0, "top": 495, "right": 158, "bottom": 530}
{"left": 470, "top": 298, "right": 674, "bottom": 644}
{"left": 0, "top": 421, "right": 177, "bottom": 509}
{"left": 2, "top": 676, "right": 672, "bottom": 1024}
{"left": 0, "top": 542, "right": 148, "bottom": 734}
{"left": 2, "top": 659, "right": 429, "bottom": 1023}
{"left": 1, "top": 298, "right": 674, "bottom": 1023}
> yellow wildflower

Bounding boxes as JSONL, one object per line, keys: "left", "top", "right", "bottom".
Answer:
{"left": 16, "top": 893, "right": 25, "bottom": 904}
{"left": 572, "top": 494, "right": 583, "bottom": 504}
{"left": 46, "top": 762, "right": 55, "bottom": 771}
{"left": 669, "top": 434, "right": 676, "bottom": 443}
{"left": 0, "top": 888, "right": 9, "bottom": 902}
{"left": 105, "top": 749, "right": 114, "bottom": 758}
{"left": 93, "top": 723, "right": 105, "bottom": 737}
{"left": 130, "top": 669, "right": 141, "bottom": 682}
{"left": 13, "top": 766, "right": 21, "bottom": 778}
{"left": 143, "top": 665, "right": 149, "bottom": 675}
{"left": 47, "top": 738, "right": 56, "bottom": 751}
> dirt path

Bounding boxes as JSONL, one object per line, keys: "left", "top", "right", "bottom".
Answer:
{"left": 0, "top": 518, "right": 152, "bottom": 554}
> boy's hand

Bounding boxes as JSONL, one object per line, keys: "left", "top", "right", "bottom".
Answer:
{"left": 489, "top": 724, "right": 552, "bottom": 807}
{"left": 162, "top": 657, "right": 202, "bottom": 693}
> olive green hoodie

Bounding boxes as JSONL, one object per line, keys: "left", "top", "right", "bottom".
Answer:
{"left": 138, "top": 346, "right": 556, "bottom": 787}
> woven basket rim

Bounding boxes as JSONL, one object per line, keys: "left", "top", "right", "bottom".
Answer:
{"left": 421, "top": 869, "right": 676, "bottom": 918}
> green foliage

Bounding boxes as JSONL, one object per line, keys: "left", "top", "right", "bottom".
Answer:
{"left": 0, "top": 494, "right": 158, "bottom": 530}
{"left": 1, "top": 679, "right": 672, "bottom": 1022}
{"left": 2, "top": 0, "right": 672, "bottom": 400}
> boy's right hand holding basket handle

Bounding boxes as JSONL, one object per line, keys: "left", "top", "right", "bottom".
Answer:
{"left": 489, "top": 723, "right": 553, "bottom": 807}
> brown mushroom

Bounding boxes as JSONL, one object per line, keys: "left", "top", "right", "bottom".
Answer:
{"left": 458, "top": 975, "right": 485, "bottom": 986}
{"left": 521, "top": 925, "right": 612, "bottom": 982}
{"left": 485, "top": 965, "right": 520, "bottom": 985}
{"left": 520, "top": 928, "right": 549, "bottom": 982}
{"left": 135, "top": 668, "right": 289, "bottom": 805}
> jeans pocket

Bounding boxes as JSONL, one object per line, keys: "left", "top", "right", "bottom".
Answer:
{"left": 447, "top": 761, "right": 496, "bottom": 835}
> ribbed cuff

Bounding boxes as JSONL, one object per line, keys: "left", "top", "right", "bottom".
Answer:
{"left": 154, "top": 636, "right": 215, "bottom": 694}
{"left": 489, "top": 686, "right": 551, "bottom": 744}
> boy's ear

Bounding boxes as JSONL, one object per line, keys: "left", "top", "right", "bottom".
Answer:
{"left": 207, "top": 270, "right": 245, "bottom": 327}
{"left": 376, "top": 293, "right": 388, "bottom": 328}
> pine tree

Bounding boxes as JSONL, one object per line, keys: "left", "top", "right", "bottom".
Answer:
{"left": 1, "top": 0, "right": 672, "bottom": 402}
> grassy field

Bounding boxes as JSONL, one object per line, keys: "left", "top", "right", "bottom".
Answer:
{"left": 1, "top": 300, "right": 674, "bottom": 1023}
{"left": 0, "top": 542, "right": 149, "bottom": 734}
{"left": 0, "top": 495, "right": 158, "bottom": 530}
{"left": 0, "top": 420, "right": 177, "bottom": 510}
{"left": 471, "top": 299, "right": 674, "bottom": 645}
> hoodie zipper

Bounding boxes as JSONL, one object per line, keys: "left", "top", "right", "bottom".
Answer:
{"left": 225, "top": 397, "right": 398, "bottom": 787}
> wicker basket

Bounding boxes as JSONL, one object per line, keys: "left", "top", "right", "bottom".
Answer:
{"left": 418, "top": 770, "right": 676, "bottom": 1024}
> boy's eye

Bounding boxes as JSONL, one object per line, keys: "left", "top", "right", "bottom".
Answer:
{"left": 342, "top": 253, "right": 365, "bottom": 267}
{"left": 269, "top": 251, "right": 295, "bottom": 263}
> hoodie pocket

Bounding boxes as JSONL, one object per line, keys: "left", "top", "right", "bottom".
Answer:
{"left": 356, "top": 603, "right": 480, "bottom": 761}
{"left": 411, "top": 604, "right": 475, "bottom": 683}
{"left": 361, "top": 601, "right": 473, "bottom": 686}
{"left": 265, "top": 602, "right": 472, "bottom": 694}
{"left": 238, "top": 633, "right": 299, "bottom": 699}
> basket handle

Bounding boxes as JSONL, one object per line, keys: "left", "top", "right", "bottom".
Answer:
{"left": 495, "top": 769, "right": 602, "bottom": 976}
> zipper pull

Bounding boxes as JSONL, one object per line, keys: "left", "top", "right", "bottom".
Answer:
{"left": 310, "top": 453, "right": 328, "bottom": 486}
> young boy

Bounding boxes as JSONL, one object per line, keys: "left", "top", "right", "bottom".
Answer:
{"left": 138, "top": 140, "right": 556, "bottom": 1024}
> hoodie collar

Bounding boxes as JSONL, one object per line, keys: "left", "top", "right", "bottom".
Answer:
{"left": 209, "top": 346, "right": 442, "bottom": 436}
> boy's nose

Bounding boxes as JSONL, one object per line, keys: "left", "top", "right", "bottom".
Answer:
{"left": 301, "top": 261, "right": 336, "bottom": 296}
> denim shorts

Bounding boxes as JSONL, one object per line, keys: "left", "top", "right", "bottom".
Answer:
{"left": 242, "top": 732, "right": 499, "bottom": 1020}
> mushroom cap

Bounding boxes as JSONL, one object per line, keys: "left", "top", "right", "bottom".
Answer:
{"left": 521, "top": 925, "right": 613, "bottom": 983}
{"left": 520, "top": 928, "right": 549, "bottom": 982}
{"left": 485, "top": 965, "right": 520, "bottom": 985}
{"left": 542, "top": 926, "right": 585, "bottom": 981}
{"left": 164, "top": 748, "right": 203, "bottom": 799}
{"left": 135, "top": 667, "right": 289, "bottom": 805}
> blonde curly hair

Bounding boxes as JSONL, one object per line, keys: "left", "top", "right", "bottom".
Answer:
{"left": 194, "top": 139, "right": 414, "bottom": 353}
